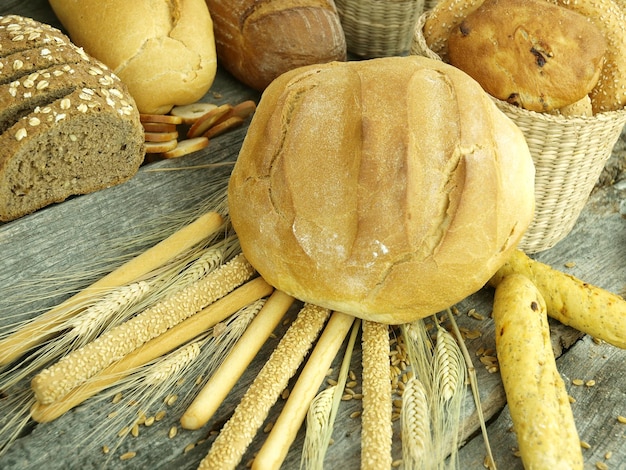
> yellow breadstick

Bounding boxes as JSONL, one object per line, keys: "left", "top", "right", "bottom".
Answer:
{"left": 180, "top": 289, "right": 295, "bottom": 430}
{"left": 490, "top": 250, "right": 626, "bottom": 349}
{"left": 493, "top": 274, "right": 583, "bottom": 469}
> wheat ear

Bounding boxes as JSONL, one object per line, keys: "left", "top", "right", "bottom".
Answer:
{"left": 401, "top": 377, "right": 434, "bottom": 469}
{"left": 301, "top": 318, "right": 361, "bottom": 470}
{"left": 361, "top": 320, "right": 393, "bottom": 470}
{"left": 30, "top": 277, "right": 273, "bottom": 423}
{"left": 0, "top": 212, "right": 224, "bottom": 367}
{"left": 446, "top": 309, "right": 495, "bottom": 469}
{"left": 197, "top": 303, "right": 331, "bottom": 470}
{"left": 180, "top": 290, "right": 295, "bottom": 430}
{"left": 31, "top": 254, "right": 255, "bottom": 405}
{"left": 253, "top": 312, "right": 355, "bottom": 469}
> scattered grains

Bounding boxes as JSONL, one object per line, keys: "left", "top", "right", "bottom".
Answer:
{"left": 169, "top": 425, "right": 178, "bottom": 439}
{"left": 155, "top": 410, "right": 167, "bottom": 421}
{"left": 102, "top": 445, "right": 110, "bottom": 454}
{"left": 580, "top": 440, "right": 592, "bottom": 449}
{"left": 263, "top": 421, "right": 274, "bottom": 433}
{"left": 117, "top": 426, "right": 129, "bottom": 438}
{"left": 617, "top": 415, "right": 626, "bottom": 424}
{"left": 120, "top": 451, "right": 136, "bottom": 461}
{"left": 572, "top": 379, "right": 585, "bottom": 386}
{"left": 112, "top": 393, "right": 123, "bottom": 404}
{"left": 564, "top": 261, "right": 577, "bottom": 268}
{"left": 131, "top": 423, "right": 139, "bottom": 438}
{"left": 604, "top": 451, "right": 612, "bottom": 460}
{"left": 184, "top": 443, "right": 196, "bottom": 454}
{"left": 350, "top": 411, "right": 362, "bottom": 419}
{"left": 585, "top": 380, "right": 596, "bottom": 387}
{"left": 595, "top": 462, "right": 608, "bottom": 470}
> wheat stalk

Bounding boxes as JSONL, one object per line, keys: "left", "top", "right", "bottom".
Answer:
{"left": 401, "top": 377, "right": 434, "bottom": 469}
{"left": 361, "top": 320, "right": 393, "bottom": 470}
{"left": 301, "top": 318, "right": 361, "bottom": 470}
{"left": 197, "top": 303, "right": 331, "bottom": 470}
{"left": 0, "top": 211, "right": 225, "bottom": 367}
{"left": 446, "top": 309, "right": 496, "bottom": 469}
{"left": 31, "top": 254, "right": 255, "bottom": 405}
{"left": 302, "top": 386, "right": 336, "bottom": 469}
{"left": 433, "top": 325, "right": 463, "bottom": 404}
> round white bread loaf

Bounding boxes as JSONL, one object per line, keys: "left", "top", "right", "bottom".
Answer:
{"left": 228, "top": 56, "right": 535, "bottom": 324}
{"left": 49, "top": 0, "right": 217, "bottom": 114}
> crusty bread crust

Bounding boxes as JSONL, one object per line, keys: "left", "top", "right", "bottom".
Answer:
{"left": 228, "top": 56, "right": 535, "bottom": 324}
{"left": 447, "top": 0, "right": 607, "bottom": 112}
{"left": 206, "top": 0, "right": 347, "bottom": 91}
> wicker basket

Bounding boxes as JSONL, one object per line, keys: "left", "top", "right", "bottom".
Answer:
{"left": 411, "top": 11, "right": 626, "bottom": 253}
{"left": 335, "top": 0, "right": 425, "bottom": 58}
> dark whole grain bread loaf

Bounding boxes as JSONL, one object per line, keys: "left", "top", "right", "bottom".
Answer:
{"left": 0, "top": 15, "right": 145, "bottom": 222}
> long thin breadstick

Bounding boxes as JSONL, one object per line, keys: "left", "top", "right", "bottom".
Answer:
{"left": 493, "top": 274, "right": 583, "bottom": 469}
{"left": 361, "top": 320, "right": 393, "bottom": 470}
{"left": 0, "top": 211, "right": 224, "bottom": 366}
{"left": 197, "top": 304, "right": 331, "bottom": 470}
{"left": 31, "top": 254, "right": 255, "bottom": 405}
{"left": 180, "top": 290, "right": 295, "bottom": 430}
{"left": 30, "top": 277, "right": 273, "bottom": 423}
{"left": 490, "top": 249, "right": 626, "bottom": 349}
{"left": 252, "top": 312, "right": 355, "bottom": 470}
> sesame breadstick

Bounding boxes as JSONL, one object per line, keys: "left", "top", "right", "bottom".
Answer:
{"left": 361, "top": 320, "right": 393, "bottom": 470}
{"left": 197, "top": 303, "right": 331, "bottom": 470}
{"left": 0, "top": 211, "right": 224, "bottom": 367}
{"left": 31, "top": 253, "right": 255, "bottom": 405}
{"left": 490, "top": 250, "right": 626, "bottom": 349}
{"left": 180, "top": 289, "right": 295, "bottom": 430}
{"left": 252, "top": 312, "right": 355, "bottom": 469}
{"left": 30, "top": 277, "right": 273, "bottom": 423}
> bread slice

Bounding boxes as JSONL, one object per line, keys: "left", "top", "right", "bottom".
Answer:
{"left": 0, "top": 15, "right": 145, "bottom": 221}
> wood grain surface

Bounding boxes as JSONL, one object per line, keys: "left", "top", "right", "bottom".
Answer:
{"left": 1, "top": 1, "right": 625, "bottom": 469}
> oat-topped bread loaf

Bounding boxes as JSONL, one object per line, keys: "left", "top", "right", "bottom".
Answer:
{"left": 0, "top": 15, "right": 144, "bottom": 222}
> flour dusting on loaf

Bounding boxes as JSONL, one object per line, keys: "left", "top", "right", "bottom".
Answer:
{"left": 0, "top": 16, "right": 144, "bottom": 222}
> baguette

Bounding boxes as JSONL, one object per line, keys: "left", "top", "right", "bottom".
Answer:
{"left": 492, "top": 274, "right": 583, "bottom": 469}
{"left": 49, "top": 0, "right": 217, "bottom": 114}
{"left": 206, "top": 0, "right": 347, "bottom": 91}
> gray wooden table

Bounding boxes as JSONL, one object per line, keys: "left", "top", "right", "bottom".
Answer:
{"left": 1, "top": 1, "right": 625, "bottom": 469}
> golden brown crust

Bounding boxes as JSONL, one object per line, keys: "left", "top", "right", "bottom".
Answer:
{"left": 228, "top": 56, "right": 535, "bottom": 324}
{"left": 550, "top": 0, "right": 626, "bottom": 112}
{"left": 49, "top": 0, "right": 217, "bottom": 114}
{"left": 447, "top": 0, "right": 606, "bottom": 112}
{"left": 206, "top": 0, "right": 347, "bottom": 91}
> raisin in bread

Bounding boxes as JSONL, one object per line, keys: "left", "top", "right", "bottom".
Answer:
{"left": 0, "top": 15, "right": 144, "bottom": 222}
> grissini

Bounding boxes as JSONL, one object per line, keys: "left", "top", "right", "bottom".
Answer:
{"left": 493, "top": 274, "right": 583, "bottom": 469}
{"left": 49, "top": 0, "right": 217, "bottom": 114}
{"left": 205, "top": 0, "right": 347, "bottom": 91}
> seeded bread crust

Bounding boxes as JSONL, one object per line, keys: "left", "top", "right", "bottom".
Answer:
{"left": 0, "top": 15, "right": 144, "bottom": 222}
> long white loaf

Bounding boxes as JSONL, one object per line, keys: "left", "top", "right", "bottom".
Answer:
{"left": 49, "top": 0, "right": 218, "bottom": 114}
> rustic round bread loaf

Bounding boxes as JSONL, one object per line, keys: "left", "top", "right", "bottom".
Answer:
{"left": 228, "top": 56, "right": 535, "bottom": 324}
{"left": 206, "top": 0, "right": 347, "bottom": 91}
{"left": 447, "top": 0, "right": 607, "bottom": 112}
{"left": 0, "top": 15, "right": 144, "bottom": 222}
